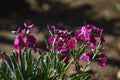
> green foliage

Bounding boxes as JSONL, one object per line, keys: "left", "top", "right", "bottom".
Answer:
{"left": 0, "top": 48, "right": 91, "bottom": 80}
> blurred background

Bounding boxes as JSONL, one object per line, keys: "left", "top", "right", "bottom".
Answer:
{"left": 0, "top": 0, "right": 120, "bottom": 80}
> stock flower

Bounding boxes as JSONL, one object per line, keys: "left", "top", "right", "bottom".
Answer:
{"left": 48, "top": 36, "right": 54, "bottom": 44}
{"left": 47, "top": 25, "right": 55, "bottom": 30}
{"left": 0, "top": 52, "right": 10, "bottom": 60}
{"left": 97, "top": 28, "right": 103, "bottom": 36}
{"left": 57, "top": 29, "right": 68, "bottom": 34}
{"left": 98, "top": 36, "right": 105, "bottom": 44}
{"left": 12, "top": 23, "right": 37, "bottom": 53}
{"left": 48, "top": 36, "right": 76, "bottom": 52}
{"left": 75, "top": 24, "right": 95, "bottom": 41}
{"left": 26, "top": 35, "right": 37, "bottom": 53}
{"left": 98, "top": 52, "right": 106, "bottom": 67}
{"left": 11, "top": 27, "right": 21, "bottom": 34}
{"left": 48, "top": 27, "right": 76, "bottom": 52}
{"left": 98, "top": 58, "right": 106, "bottom": 67}
{"left": 89, "top": 34, "right": 96, "bottom": 49}
{"left": 15, "top": 51, "right": 19, "bottom": 60}
{"left": 26, "top": 35, "right": 36, "bottom": 47}
{"left": 60, "top": 54, "right": 70, "bottom": 64}
{"left": 14, "top": 35, "right": 37, "bottom": 53}
{"left": 14, "top": 35, "right": 25, "bottom": 50}
{"left": 77, "top": 51, "right": 91, "bottom": 62}
{"left": 24, "top": 23, "right": 34, "bottom": 30}
{"left": 66, "top": 38, "right": 77, "bottom": 49}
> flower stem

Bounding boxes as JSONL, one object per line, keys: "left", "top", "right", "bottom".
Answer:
{"left": 60, "top": 58, "right": 74, "bottom": 79}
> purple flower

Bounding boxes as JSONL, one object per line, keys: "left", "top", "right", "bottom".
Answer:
{"left": 14, "top": 35, "right": 25, "bottom": 49}
{"left": 77, "top": 51, "right": 91, "bottom": 62}
{"left": 26, "top": 35, "right": 36, "bottom": 46}
{"left": 47, "top": 27, "right": 75, "bottom": 52}
{"left": 13, "top": 34, "right": 37, "bottom": 52}
{"left": 15, "top": 51, "right": 19, "bottom": 60}
{"left": 33, "top": 43, "right": 37, "bottom": 53}
{"left": 26, "top": 35, "right": 37, "bottom": 53}
{"left": 24, "top": 23, "right": 34, "bottom": 30}
{"left": 48, "top": 35, "right": 76, "bottom": 52}
{"left": 66, "top": 38, "right": 76, "bottom": 49}
{"left": 56, "top": 29, "right": 68, "bottom": 35}
{"left": 98, "top": 58, "right": 106, "bottom": 67}
{"left": 89, "top": 34, "right": 96, "bottom": 49}
{"left": 98, "top": 52, "right": 106, "bottom": 67}
{"left": 99, "top": 52, "right": 106, "bottom": 58}
{"left": 97, "top": 28, "right": 103, "bottom": 36}
{"left": 11, "top": 27, "right": 21, "bottom": 34}
{"left": 75, "top": 25, "right": 93, "bottom": 41}
{"left": 48, "top": 36, "right": 54, "bottom": 44}
{"left": 0, "top": 52, "right": 10, "bottom": 60}
{"left": 60, "top": 54, "right": 70, "bottom": 64}
{"left": 47, "top": 25, "right": 55, "bottom": 30}
{"left": 87, "top": 24, "right": 95, "bottom": 30}
{"left": 98, "top": 36, "right": 105, "bottom": 44}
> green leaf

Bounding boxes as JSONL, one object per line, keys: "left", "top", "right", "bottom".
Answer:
{"left": 69, "top": 72, "right": 91, "bottom": 80}
{"left": 75, "top": 46, "right": 85, "bottom": 60}
{"left": 0, "top": 68, "right": 11, "bottom": 80}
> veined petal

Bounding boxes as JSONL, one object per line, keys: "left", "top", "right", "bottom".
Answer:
{"left": 24, "top": 23, "right": 34, "bottom": 30}
{"left": 11, "top": 27, "right": 21, "bottom": 34}
{"left": 14, "top": 37, "right": 20, "bottom": 49}
{"left": 98, "top": 58, "right": 106, "bottom": 67}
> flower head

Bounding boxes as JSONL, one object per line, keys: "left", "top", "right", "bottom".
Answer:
{"left": 77, "top": 51, "right": 91, "bottom": 62}
{"left": 47, "top": 26, "right": 76, "bottom": 52}
{"left": 98, "top": 58, "right": 106, "bottom": 67}
{"left": 24, "top": 23, "right": 34, "bottom": 30}
{"left": 13, "top": 23, "right": 37, "bottom": 53}
{"left": 12, "top": 27, "right": 21, "bottom": 34}
{"left": 98, "top": 52, "right": 106, "bottom": 67}
{"left": 0, "top": 52, "right": 10, "bottom": 60}
{"left": 60, "top": 54, "right": 70, "bottom": 64}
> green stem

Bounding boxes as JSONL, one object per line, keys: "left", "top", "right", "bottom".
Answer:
{"left": 60, "top": 58, "right": 74, "bottom": 79}
{"left": 83, "top": 44, "right": 101, "bottom": 72}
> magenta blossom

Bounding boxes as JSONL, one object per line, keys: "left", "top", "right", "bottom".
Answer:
{"left": 26, "top": 35, "right": 37, "bottom": 53}
{"left": 98, "top": 52, "right": 106, "bottom": 67}
{"left": 26, "top": 35, "right": 36, "bottom": 47}
{"left": 47, "top": 25, "right": 55, "bottom": 30}
{"left": 0, "top": 52, "right": 10, "bottom": 60}
{"left": 66, "top": 38, "right": 77, "bottom": 49}
{"left": 75, "top": 24, "right": 95, "bottom": 41}
{"left": 47, "top": 26, "right": 76, "bottom": 52}
{"left": 98, "top": 58, "right": 106, "bottom": 67}
{"left": 12, "top": 27, "right": 21, "bottom": 34}
{"left": 97, "top": 28, "right": 103, "bottom": 36}
{"left": 14, "top": 35, "right": 37, "bottom": 53}
{"left": 57, "top": 29, "right": 68, "bottom": 34}
{"left": 24, "top": 23, "right": 34, "bottom": 30}
{"left": 48, "top": 35, "right": 76, "bottom": 52}
{"left": 14, "top": 35, "right": 25, "bottom": 50}
{"left": 98, "top": 36, "right": 105, "bottom": 44}
{"left": 12, "top": 23, "right": 37, "bottom": 53}
{"left": 89, "top": 34, "right": 96, "bottom": 49}
{"left": 60, "top": 54, "right": 70, "bottom": 64}
{"left": 48, "top": 36, "right": 54, "bottom": 44}
{"left": 15, "top": 51, "right": 19, "bottom": 60}
{"left": 77, "top": 51, "right": 91, "bottom": 62}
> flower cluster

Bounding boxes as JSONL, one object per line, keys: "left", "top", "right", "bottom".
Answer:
{"left": 47, "top": 25, "right": 76, "bottom": 52}
{"left": 12, "top": 23, "right": 37, "bottom": 53}
{"left": 0, "top": 23, "right": 107, "bottom": 80}
{"left": 47, "top": 24, "right": 106, "bottom": 67}
{"left": 75, "top": 24, "right": 106, "bottom": 67}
